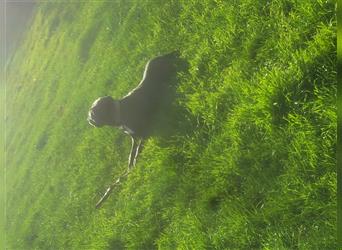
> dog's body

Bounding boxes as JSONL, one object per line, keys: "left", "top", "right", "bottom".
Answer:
{"left": 88, "top": 52, "right": 177, "bottom": 168}
{"left": 118, "top": 53, "right": 176, "bottom": 137}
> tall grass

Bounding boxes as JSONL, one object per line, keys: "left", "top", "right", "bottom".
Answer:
{"left": 4, "top": 0, "right": 336, "bottom": 249}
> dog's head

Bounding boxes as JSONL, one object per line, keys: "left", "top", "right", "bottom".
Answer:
{"left": 88, "top": 96, "right": 119, "bottom": 127}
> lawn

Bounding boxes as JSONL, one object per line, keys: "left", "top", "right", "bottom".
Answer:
{"left": 3, "top": 0, "right": 336, "bottom": 249}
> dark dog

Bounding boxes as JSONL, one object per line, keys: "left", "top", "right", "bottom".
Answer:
{"left": 88, "top": 52, "right": 177, "bottom": 169}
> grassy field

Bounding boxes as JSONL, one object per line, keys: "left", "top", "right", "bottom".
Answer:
{"left": 3, "top": 0, "right": 336, "bottom": 249}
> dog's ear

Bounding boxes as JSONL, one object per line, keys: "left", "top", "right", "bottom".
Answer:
{"left": 88, "top": 96, "right": 115, "bottom": 127}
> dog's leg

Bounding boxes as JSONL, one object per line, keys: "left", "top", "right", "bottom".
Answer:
{"left": 95, "top": 168, "right": 130, "bottom": 209}
{"left": 128, "top": 137, "right": 138, "bottom": 170}
{"left": 96, "top": 137, "right": 138, "bottom": 209}
{"left": 133, "top": 139, "right": 144, "bottom": 167}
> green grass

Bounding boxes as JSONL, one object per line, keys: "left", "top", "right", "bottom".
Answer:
{"left": 3, "top": 0, "right": 336, "bottom": 249}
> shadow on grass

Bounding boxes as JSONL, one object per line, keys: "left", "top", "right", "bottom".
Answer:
{"left": 107, "top": 238, "right": 125, "bottom": 250}
{"left": 78, "top": 22, "right": 101, "bottom": 62}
